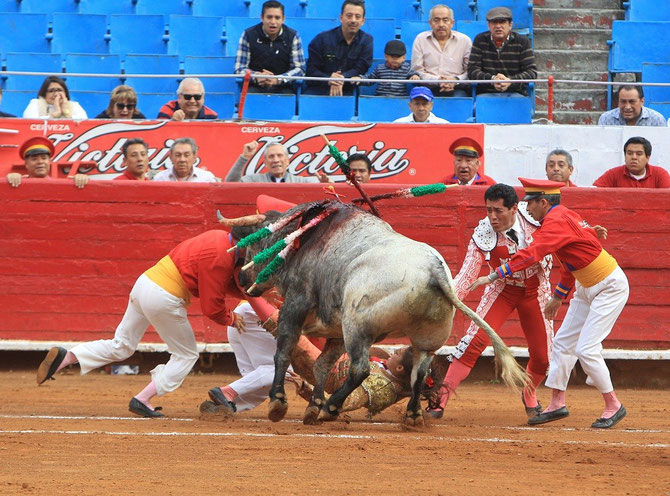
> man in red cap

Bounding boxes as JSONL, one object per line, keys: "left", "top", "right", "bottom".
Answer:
{"left": 469, "top": 178, "right": 629, "bottom": 429}
{"left": 6, "top": 136, "right": 88, "bottom": 188}
{"left": 444, "top": 137, "right": 496, "bottom": 186}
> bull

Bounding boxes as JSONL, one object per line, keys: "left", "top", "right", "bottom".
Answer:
{"left": 230, "top": 201, "right": 528, "bottom": 426}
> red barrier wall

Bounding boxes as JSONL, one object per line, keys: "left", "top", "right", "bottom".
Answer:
{"left": 1, "top": 180, "right": 669, "bottom": 350}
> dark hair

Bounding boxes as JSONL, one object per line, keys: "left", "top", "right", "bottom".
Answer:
{"left": 617, "top": 85, "right": 643, "bottom": 100}
{"left": 38, "top": 76, "right": 70, "bottom": 100}
{"left": 346, "top": 153, "right": 371, "bottom": 172}
{"left": 541, "top": 194, "right": 561, "bottom": 206}
{"left": 262, "top": 0, "right": 284, "bottom": 15}
{"left": 624, "top": 136, "right": 652, "bottom": 157}
{"left": 122, "top": 138, "right": 148, "bottom": 157}
{"left": 341, "top": 0, "right": 365, "bottom": 16}
{"left": 484, "top": 183, "right": 518, "bottom": 209}
{"left": 106, "top": 85, "right": 139, "bottom": 117}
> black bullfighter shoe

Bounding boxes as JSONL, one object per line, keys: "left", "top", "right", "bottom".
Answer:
{"left": 591, "top": 405, "right": 627, "bottom": 429}
{"left": 128, "top": 397, "right": 164, "bottom": 418}
{"left": 36, "top": 347, "right": 68, "bottom": 385}
{"left": 527, "top": 406, "right": 569, "bottom": 425}
{"left": 208, "top": 387, "right": 237, "bottom": 414}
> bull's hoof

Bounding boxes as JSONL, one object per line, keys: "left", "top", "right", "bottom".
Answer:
{"left": 404, "top": 410, "right": 425, "bottom": 428}
{"left": 317, "top": 406, "right": 339, "bottom": 422}
{"left": 303, "top": 405, "right": 322, "bottom": 425}
{"left": 268, "top": 399, "right": 288, "bottom": 422}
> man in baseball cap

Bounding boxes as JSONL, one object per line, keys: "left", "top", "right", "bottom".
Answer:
{"left": 444, "top": 136, "right": 496, "bottom": 185}
{"left": 393, "top": 86, "right": 449, "bottom": 123}
{"left": 6, "top": 136, "right": 88, "bottom": 188}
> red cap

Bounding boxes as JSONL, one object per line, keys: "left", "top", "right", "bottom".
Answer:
{"left": 448, "top": 137, "right": 483, "bottom": 158}
{"left": 19, "top": 136, "right": 55, "bottom": 160}
{"left": 518, "top": 177, "right": 565, "bottom": 200}
{"left": 256, "top": 194, "right": 296, "bottom": 214}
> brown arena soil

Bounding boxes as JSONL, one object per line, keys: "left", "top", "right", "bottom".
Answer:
{"left": 0, "top": 359, "right": 668, "bottom": 495}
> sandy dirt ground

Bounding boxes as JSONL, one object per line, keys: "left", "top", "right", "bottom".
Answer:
{"left": 0, "top": 366, "right": 668, "bottom": 496}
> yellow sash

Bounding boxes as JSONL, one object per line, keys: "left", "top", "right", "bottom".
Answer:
{"left": 144, "top": 255, "right": 191, "bottom": 304}
{"left": 572, "top": 249, "right": 618, "bottom": 288}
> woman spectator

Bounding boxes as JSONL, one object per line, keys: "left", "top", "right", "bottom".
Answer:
{"left": 95, "top": 85, "right": 146, "bottom": 119}
{"left": 23, "top": 76, "right": 87, "bottom": 119}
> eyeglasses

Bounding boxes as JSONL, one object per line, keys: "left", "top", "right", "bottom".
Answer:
{"left": 181, "top": 93, "right": 203, "bottom": 101}
{"left": 115, "top": 103, "right": 136, "bottom": 110}
{"left": 47, "top": 87, "right": 65, "bottom": 93}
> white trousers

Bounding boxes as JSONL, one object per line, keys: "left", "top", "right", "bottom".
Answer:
{"left": 545, "top": 266, "right": 629, "bottom": 393}
{"left": 70, "top": 274, "right": 199, "bottom": 396}
{"left": 226, "top": 302, "right": 280, "bottom": 412}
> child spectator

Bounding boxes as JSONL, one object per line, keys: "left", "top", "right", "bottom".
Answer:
{"left": 364, "top": 40, "right": 420, "bottom": 97}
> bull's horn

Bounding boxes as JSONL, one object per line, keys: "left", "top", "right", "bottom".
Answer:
{"left": 242, "top": 260, "right": 254, "bottom": 271}
{"left": 216, "top": 209, "right": 266, "bottom": 227}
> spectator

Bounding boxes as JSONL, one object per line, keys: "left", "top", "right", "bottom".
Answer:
{"left": 593, "top": 136, "right": 670, "bottom": 188}
{"left": 393, "top": 86, "right": 449, "bottom": 123}
{"left": 115, "top": 138, "right": 149, "bottom": 181}
{"left": 444, "top": 137, "right": 496, "bottom": 185}
{"left": 23, "top": 76, "right": 88, "bottom": 119}
{"left": 467, "top": 7, "right": 537, "bottom": 96}
{"left": 96, "top": 85, "right": 147, "bottom": 119}
{"left": 305, "top": 0, "right": 373, "bottom": 96}
{"left": 363, "top": 40, "right": 420, "bottom": 97}
{"left": 411, "top": 4, "right": 472, "bottom": 97}
{"left": 0, "top": 87, "right": 16, "bottom": 117}
{"left": 346, "top": 153, "right": 372, "bottom": 183}
{"left": 234, "top": 0, "right": 305, "bottom": 94}
{"left": 545, "top": 149, "right": 577, "bottom": 186}
{"left": 6, "top": 136, "right": 88, "bottom": 188}
{"left": 152, "top": 137, "right": 217, "bottom": 182}
{"left": 157, "top": 78, "right": 217, "bottom": 121}
{"left": 226, "top": 141, "right": 330, "bottom": 183}
{"left": 597, "top": 85, "right": 667, "bottom": 127}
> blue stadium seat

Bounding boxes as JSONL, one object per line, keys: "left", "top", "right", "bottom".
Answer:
{"left": 454, "top": 20, "right": 489, "bottom": 41}
{"left": 432, "top": 96, "right": 474, "bottom": 122}
{"left": 21, "top": 0, "right": 78, "bottom": 13}
{"left": 109, "top": 15, "right": 167, "bottom": 55}
{"left": 284, "top": 17, "right": 336, "bottom": 49}
{"left": 304, "top": 0, "right": 341, "bottom": 19}
{"left": 0, "top": 90, "right": 33, "bottom": 116}
{"left": 136, "top": 0, "right": 192, "bottom": 18}
{"left": 123, "top": 54, "right": 180, "bottom": 93}
{"left": 136, "top": 92, "right": 172, "bottom": 118}
{"left": 79, "top": 0, "right": 135, "bottom": 14}
{"left": 224, "top": 17, "right": 253, "bottom": 57}
{"left": 65, "top": 54, "right": 122, "bottom": 92}
{"left": 366, "top": 0, "right": 421, "bottom": 27}
{"left": 184, "top": 56, "right": 239, "bottom": 93}
{"left": 51, "top": 13, "right": 109, "bottom": 55}
{"left": 168, "top": 15, "right": 226, "bottom": 57}
{"left": 69, "top": 90, "right": 108, "bottom": 116}
{"left": 0, "top": 0, "right": 20, "bottom": 12}
{"left": 400, "top": 20, "right": 427, "bottom": 48}
{"left": 240, "top": 93, "right": 296, "bottom": 120}
{"left": 204, "top": 92, "right": 236, "bottom": 119}
{"left": 298, "top": 94, "right": 355, "bottom": 121}
{"left": 363, "top": 18, "right": 397, "bottom": 59}
{"left": 474, "top": 93, "right": 532, "bottom": 123}
{"left": 476, "top": 0, "right": 533, "bottom": 32}
{"left": 421, "top": 0, "right": 475, "bottom": 22}
{"left": 642, "top": 63, "right": 670, "bottom": 103}
{"left": 249, "top": 0, "right": 306, "bottom": 17}
{"left": 191, "top": 0, "right": 249, "bottom": 17}
{"left": 4, "top": 52, "right": 62, "bottom": 91}
{"left": 648, "top": 102, "right": 670, "bottom": 119}
{"left": 624, "top": 0, "right": 670, "bottom": 21}
{"left": 0, "top": 13, "right": 50, "bottom": 57}
{"left": 358, "top": 95, "right": 408, "bottom": 122}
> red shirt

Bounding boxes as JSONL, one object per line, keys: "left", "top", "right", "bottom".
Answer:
{"left": 114, "top": 170, "right": 145, "bottom": 180}
{"left": 444, "top": 173, "right": 497, "bottom": 186}
{"left": 168, "top": 230, "right": 243, "bottom": 325}
{"left": 593, "top": 164, "right": 670, "bottom": 188}
{"left": 497, "top": 205, "right": 603, "bottom": 297}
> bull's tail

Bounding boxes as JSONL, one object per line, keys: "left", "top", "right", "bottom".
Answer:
{"left": 429, "top": 249, "right": 530, "bottom": 391}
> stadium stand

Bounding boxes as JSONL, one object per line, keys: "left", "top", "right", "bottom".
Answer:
{"left": 642, "top": 63, "right": 670, "bottom": 104}
{"left": 191, "top": 0, "right": 249, "bottom": 17}
{"left": 358, "top": 95, "right": 409, "bottom": 122}
{"left": 399, "top": 20, "right": 426, "bottom": 47}
{"left": 432, "top": 96, "right": 474, "bottom": 122}
{"left": 454, "top": 20, "right": 488, "bottom": 40}
{"left": 4, "top": 52, "right": 62, "bottom": 91}
{"left": 109, "top": 15, "right": 168, "bottom": 55}
{"left": 51, "top": 13, "right": 109, "bottom": 55}
{"left": 78, "top": 0, "right": 135, "bottom": 15}
{"left": 203, "top": 92, "right": 237, "bottom": 119}
{"left": 648, "top": 102, "right": 670, "bottom": 120}
{"left": 123, "top": 54, "right": 180, "bottom": 93}
{"left": 136, "top": 0, "right": 192, "bottom": 18}
{"left": 298, "top": 94, "right": 355, "bottom": 121}
{"left": 168, "top": 15, "right": 226, "bottom": 58}
{"left": 363, "top": 18, "right": 397, "bottom": 59}
{"left": 624, "top": 0, "right": 670, "bottom": 21}
{"left": 69, "top": 90, "right": 108, "bottom": 115}
{"left": 475, "top": 93, "right": 533, "bottom": 123}
{"left": 183, "top": 56, "right": 239, "bottom": 94}
{"left": 0, "top": 0, "right": 19, "bottom": 12}
{"left": 304, "top": 0, "right": 343, "bottom": 19}
{"left": 135, "top": 91, "right": 173, "bottom": 117}
{"left": 0, "top": 90, "right": 34, "bottom": 116}
{"left": 21, "top": 0, "right": 78, "bottom": 13}
{"left": 420, "top": 0, "right": 475, "bottom": 22}
{"left": 366, "top": 0, "right": 421, "bottom": 28}
{"left": 0, "top": 13, "right": 50, "bottom": 57}
{"left": 242, "top": 93, "right": 296, "bottom": 120}
{"left": 64, "top": 54, "right": 123, "bottom": 92}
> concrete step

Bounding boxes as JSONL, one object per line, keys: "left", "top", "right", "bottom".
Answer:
{"left": 534, "top": 0, "right": 621, "bottom": 8}
{"left": 537, "top": 71, "right": 607, "bottom": 82}
{"left": 535, "top": 88, "right": 608, "bottom": 112}
{"left": 534, "top": 8, "right": 622, "bottom": 29}
{"left": 536, "top": 49, "right": 608, "bottom": 73}
{"left": 533, "top": 109, "right": 603, "bottom": 125}
{"left": 533, "top": 27, "right": 611, "bottom": 50}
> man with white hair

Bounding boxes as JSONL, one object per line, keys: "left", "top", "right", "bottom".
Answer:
{"left": 157, "top": 77, "right": 218, "bottom": 120}
{"left": 225, "top": 141, "right": 330, "bottom": 183}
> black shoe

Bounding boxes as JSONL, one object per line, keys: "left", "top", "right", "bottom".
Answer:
{"left": 36, "top": 347, "right": 67, "bottom": 385}
{"left": 528, "top": 406, "right": 569, "bottom": 425}
{"left": 591, "top": 404, "right": 626, "bottom": 429}
{"left": 521, "top": 393, "right": 543, "bottom": 418}
{"left": 129, "top": 397, "right": 164, "bottom": 418}
{"left": 208, "top": 387, "right": 237, "bottom": 414}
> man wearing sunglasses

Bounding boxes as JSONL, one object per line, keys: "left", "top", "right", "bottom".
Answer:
{"left": 157, "top": 78, "right": 218, "bottom": 121}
